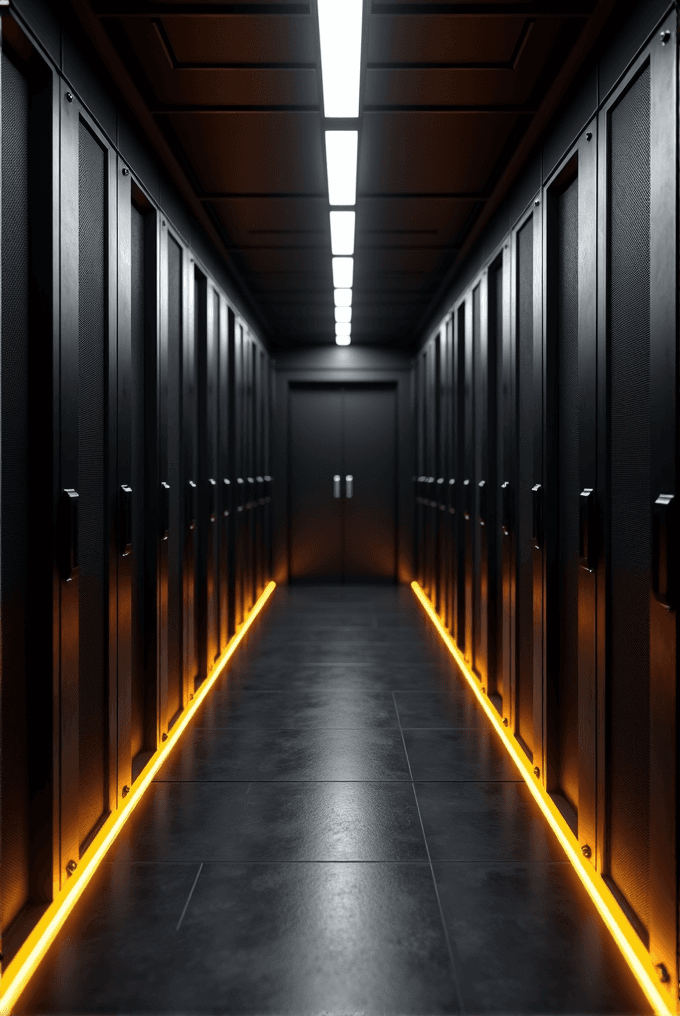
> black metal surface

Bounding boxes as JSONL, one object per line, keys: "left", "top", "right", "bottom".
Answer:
{"left": 606, "top": 62, "right": 651, "bottom": 936}
{"left": 77, "top": 117, "right": 109, "bottom": 849}
{"left": 166, "top": 234, "right": 183, "bottom": 722}
{"left": 0, "top": 47, "right": 31, "bottom": 933}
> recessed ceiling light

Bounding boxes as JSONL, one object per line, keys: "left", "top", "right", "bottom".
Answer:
{"left": 330, "top": 211, "right": 355, "bottom": 256}
{"left": 332, "top": 258, "right": 353, "bottom": 288}
{"left": 317, "top": 0, "right": 363, "bottom": 118}
{"left": 335, "top": 306, "right": 352, "bottom": 323}
{"left": 334, "top": 288, "right": 352, "bottom": 307}
{"left": 325, "top": 131, "right": 358, "bottom": 206}
{"left": 335, "top": 335, "right": 351, "bottom": 346}
{"left": 335, "top": 322, "right": 351, "bottom": 337}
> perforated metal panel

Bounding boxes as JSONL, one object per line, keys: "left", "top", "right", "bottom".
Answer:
{"left": 556, "top": 176, "right": 579, "bottom": 814}
{"left": 1, "top": 49, "right": 31, "bottom": 931}
{"left": 607, "top": 64, "right": 651, "bottom": 936}
{"left": 516, "top": 215, "right": 534, "bottom": 759}
{"left": 77, "top": 119, "right": 109, "bottom": 848}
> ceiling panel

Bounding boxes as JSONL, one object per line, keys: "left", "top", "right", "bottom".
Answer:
{"left": 86, "top": 0, "right": 608, "bottom": 348}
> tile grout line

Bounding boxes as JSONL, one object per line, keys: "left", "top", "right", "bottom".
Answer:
{"left": 392, "top": 689, "right": 467, "bottom": 1016}
{"left": 175, "top": 862, "right": 204, "bottom": 931}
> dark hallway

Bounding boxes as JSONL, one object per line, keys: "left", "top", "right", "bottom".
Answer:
{"left": 15, "top": 586, "right": 650, "bottom": 1016}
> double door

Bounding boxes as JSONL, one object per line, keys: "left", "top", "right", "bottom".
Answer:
{"left": 289, "top": 383, "right": 397, "bottom": 582}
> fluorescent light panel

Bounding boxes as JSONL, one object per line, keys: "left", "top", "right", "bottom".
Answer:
{"left": 334, "top": 288, "right": 352, "bottom": 307}
{"left": 325, "top": 131, "right": 358, "bottom": 206}
{"left": 332, "top": 258, "right": 353, "bottom": 288}
{"left": 317, "top": 0, "right": 363, "bottom": 118}
{"left": 335, "top": 322, "right": 351, "bottom": 337}
{"left": 336, "top": 335, "right": 351, "bottom": 346}
{"left": 330, "top": 211, "right": 355, "bottom": 256}
{"left": 335, "top": 307, "right": 352, "bottom": 323}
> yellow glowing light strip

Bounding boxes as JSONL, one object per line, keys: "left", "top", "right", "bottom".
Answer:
{"left": 0, "top": 580, "right": 277, "bottom": 1016}
{"left": 411, "top": 581, "right": 673, "bottom": 1016}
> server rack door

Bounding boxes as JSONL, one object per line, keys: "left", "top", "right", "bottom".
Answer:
{"left": 443, "top": 316, "right": 453, "bottom": 633}
{"left": 434, "top": 329, "right": 446, "bottom": 618}
{"left": 194, "top": 266, "right": 208, "bottom": 688}
{"left": 183, "top": 264, "right": 199, "bottom": 697}
{"left": 500, "top": 241, "right": 516, "bottom": 728}
{"left": 59, "top": 96, "right": 117, "bottom": 871}
{"left": 513, "top": 208, "right": 538, "bottom": 762}
{"left": 233, "top": 323, "right": 244, "bottom": 627}
{"left": 426, "top": 342, "right": 436, "bottom": 601}
{"left": 463, "top": 293, "right": 475, "bottom": 666}
{"left": 254, "top": 345, "right": 265, "bottom": 599}
{"left": 455, "top": 302, "right": 466, "bottom": 650}
{"left": 597, "top": 23, "right": 677, "bottom": 980}
{"left": 205, "top": 285, "right": 220, "bottom": 670}
{"left": 245, "top": 332, "right": 255, "bottom": 613}
{"left": 474, "top": 271, "right": 495, "bottom": 690}
{"left": 128, "top": 188, "right": 159, "bottom": 782}
{"left": 437, "top": 323, "right": 450, "bottom": 625}
{"left": 415, "top": 351, "right": 425, "bottom": 589}
{"left": 219, "top": 303, "right": 232, "bottom": 645}
{"left": 160, "top": 225, "right": 183, "bottom": 733}
{"left": 264, "top": 355, "right": 273, "bottom": 583}
{"left": 1, "top": 35, "right": 56, "bottom": 938}
{"left": 486, "top": 255, "right": 503, "bottom": 712}
{"left": 543, "top": 126, "right": 598, "bottom": 846}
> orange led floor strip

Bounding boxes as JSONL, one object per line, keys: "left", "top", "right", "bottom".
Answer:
{"left": 411, "top": 581, "right": 674, "bottom": 1016}
{"left": 0, "top": 580, "right": 277, "bottom": 1016}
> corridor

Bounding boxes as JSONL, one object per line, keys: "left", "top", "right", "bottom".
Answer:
{"left": 16, "top": 586, "right": 649, "bottom": 1016}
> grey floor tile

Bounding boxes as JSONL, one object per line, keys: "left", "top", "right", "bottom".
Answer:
{"left": 403, "top": 728, "right": 522, "bottom": 781}
{"left": 192, "top": 684, "right": 400, "bottom": 728}
{"left": 154, "top": 726, "right": 412, "bottom": 782}
{"left": 433, "top": 861, "right": 653, "bottom": 1015}
{"left": 394, "top": 690, "right": 486, "bottom": 729}
{"left": 415, "top": 781, "right": 566, "bottom": 861}
{"left": 109, "top": 781, "right": 428, "bottom": 862}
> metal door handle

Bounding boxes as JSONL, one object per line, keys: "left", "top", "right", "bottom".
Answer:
{"left": 478, "top": 479, "right": 486, "bottom": 527}
{"left": 119, "top": 484, "right": 133, "bottom": 557}
{"left": 531, "top": 483, "right": 542, "bottom": 550}
{"left": 463, "top": 478, "right": 470, "bottom": 520}
{"left": 59, "top": 488, "right": 79, "bottom": 582}
{"left": 346, "top": 474, "right": 353, "bottom": 499}
{"left": 160, "top": 482, "right": 170, "bottom": 539}
{"left": 187, "top": 479, "right": 197, "bottom": 531}
{"left": 501, "top": 481, "right": 511, "bottom": 536}
{"left": 222, "top": 478, "right": 230, "bottom": 517}
{"left": 333, "top": 474, "right": 341, "bottom": 498}
{"left": 208, "top": 478, "right": 217, "bottom": 522}
{"left": 579, "top": 488, "right": 595, "bottom": 572}
{"left": 653, "top": 493, "right": 674, "bottom": 609}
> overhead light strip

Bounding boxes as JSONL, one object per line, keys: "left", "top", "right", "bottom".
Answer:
{"left": 330, "top": 211, "right": 355, "bottom": 256}
{"left": 317, "top": 0, "right": 363, "bottom": 118}
{"left": 332, "top": 257, "right": 354, "bottom": 288}
{"left": 325, "top": 130, "right": 358, "bottom": 206}
{"left": 411, "top": 581, "right": 673, "bottom": 1016}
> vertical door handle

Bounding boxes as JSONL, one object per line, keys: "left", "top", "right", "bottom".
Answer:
{"left": 160, "top": 481, "right": 170, "bottom": 540}
{"left": 236, "top": 477, "right": 244, "bottom": 512}
{"left": 463, "top": 478, "right": 470, "bottom": 520}
{"left": 478, "top": 479, "right": 486, "bottom": 527}
{"left": 333, "top": 474, "right": 341, "bottom": 498}
{"left": 448, "top": 478, "right": 455, "bottom": 515}
{"left": 119, "top": 484, "right": 133, "bottom": 557}
{"left": 579, "top": 488, "right": 596, "bottom": 572}
{"left": 346, "top": 475, "right": 353, "bottom": 499}
{"left": 653, "top": 493, "right": 674, "bottom": 609}
{"left": 59, "top": 488, "right": 79, "bottom": 582}
{"left": 208, "top": 478, "right": 217, "bottom": 522}
{"left": 223, "top": 478, "right": 231, "bottom": 517}
{"left": 531, "top": 483, "right": 543, "bottom": 550}
{"left": 187, "top": 479, "right": 197, "bottom": 532}
{"left": 501, "top": 481, "right": 511, "bottom": 536}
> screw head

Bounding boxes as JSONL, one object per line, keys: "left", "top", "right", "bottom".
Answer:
{"left": 586, "top": 131, "right": 593, "bottom": 141}
{"left": 66, "top": 859, "right": 77, "bottom": 874}
{"left": 660, "top": 30, "right": 671, "bottom": 45}
{"left": 533, "top": 766, "right": 540, "bottom": 778}
{"left": 122, "top": 167, "right": 129, "bottom": 176}
{"left": 122, "top": 785, "right": 130, "bottom": 797}
{"left": 534, "top": 199, "right": 540, "bottom": 206}
{"left": 66, "top": 91, "right": 73, "bottom": 103}
{"left": 581, "top": 843, "right": 592, "bottom": 859}
{"left": 161, "top": 732, "right": 168, "bottom": 742}
{"left": 162, "top": 219, "right": 166, "bottom": 226}
{"left": 655, "top": 963, "right": 670, "bottom": 984}
{"left": 503, "top": 717, "right": 508, "bottom": 726}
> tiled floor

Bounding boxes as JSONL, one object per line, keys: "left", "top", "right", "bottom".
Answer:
{"left": 17, "top": 585, "right": 651, "bottom": 1015}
